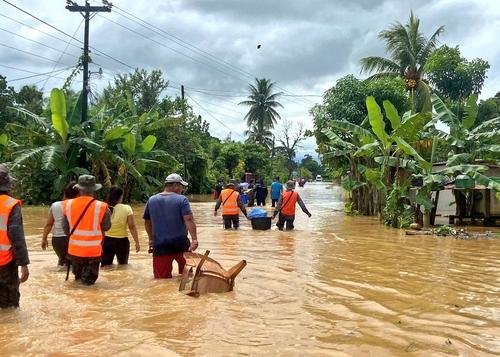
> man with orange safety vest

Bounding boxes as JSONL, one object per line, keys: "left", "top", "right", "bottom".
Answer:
{"left": 62, "top": 175, "right": 111, "bottom": 285}
{"left": 272, "top": 180, "right": 311, "bottom": 230}
{"left": 0, "top": 164, "right": 29, "bottom": 308}
{"left": 214, "top": 181, "right": 248, "bottom": 229}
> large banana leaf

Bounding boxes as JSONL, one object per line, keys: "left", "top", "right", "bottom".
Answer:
{"left": 0, "top": 133, "right": 7, "bottom": 146}
{"left": 470, "top": 116, "right": 500, "bottom": 134}
{"left": 50, "top": 89, "right": 69, "bottom": 144}
{"left": 473, "top": 172, "right": 500, "bottom": 191}
{"left": 446, "top": 153, "right": 473, "bottom": 166}
{"left": 41, "top": 145, "right": 65, "bottom": 170}
{"left": 329, "top": 120, "right": 374, "bottom": 141}
{"left": 394, "top": 111, "right": 432, "bottom": 142}
{"left": 104, "top": 126, "right": 131, "bottom": 142}
{"left": 462, "top": 94, "right": 478, "bottom": 130}
{"left": 138, "top": 135, "right": 157, "bottom": 153}
{"left": 7, "top": 107, "right": 50, "bottom": 129}
{"left": 353, "top": 142, "right": 380, "bottom": 157}
{"left": 67, "top": 92, "right": 82, "bottom": 127}
{"left": 123, "top": 132, "right": 136, "bottom": 156}
{"left": 383, "top": 100, "right": 400, "bottom": 131}
{"left": 437, "top": 164, "right": 488, "bottom": 175}
{"left": 374, "top": 156, "right": 417, "bottom": 170}
{"left": 415, "top": 188, "right": 433, "bottom": 209}
{"left": 431, "top": 94, "right": 456, "bottom": 127}
{"left": 323, "top": 149, "right": 351, "bottom": 158}
{"left": 323, "top": 128, "right": 356, "bottom": 149}
{"left": 394, "top": 137, "right": 431, "bottom": 170}
{"left": 342, "top": 176, "right": 366, "bottom": 192}
{"left": 366, "top": 96, "right": 389, "bottom": 148}
{"left": 12, "top": 146, "right": 51, "bottom": 169}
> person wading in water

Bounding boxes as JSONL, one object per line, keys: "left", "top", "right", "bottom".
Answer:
{"left": 41, "top": 181, "right": 79, "bottom": 266}
{"left": 214, "top": 181, "right": 248, "bottom": 229}
{"left": 102, "top": 186, "right": 140, "bottom": 266}
{"left": 62, "top": 175, "right": 111, "bottom": 285}
{"left": 272, "top": 180, "right": 312, "bottom": 230}
{"left": 0, "top": 164, "right": 29, "bottom": 309}
{"left": 143, "top": 173, "right": 198, "bottom": 279}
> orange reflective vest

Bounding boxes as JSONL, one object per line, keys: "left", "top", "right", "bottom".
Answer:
{"left": 0, "top": 195, "right": 20, "bottom": 266}
{"left": 63, "top": 196, "right": 108, "bottom": 258}
{"left": 221, "top": 189, "right": 239, "bottom": 215}
{"left": 281, "top": 191, "right": 298, "bottom": 216}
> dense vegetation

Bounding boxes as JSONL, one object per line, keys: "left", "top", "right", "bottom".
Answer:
{"left": 312, "top": 12, "right": 499, "bottom": 227}
{"left": 0, "top": 70, "right": 317, "bottom": 204}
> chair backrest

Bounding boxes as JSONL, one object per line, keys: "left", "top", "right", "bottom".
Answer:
{"left": 180, "top": 250, "right": 247, "bottom": 295}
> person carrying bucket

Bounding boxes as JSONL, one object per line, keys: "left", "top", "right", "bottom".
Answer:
{"left": 214, "top": 181, "right": 248, "bottom": 229}
{"left": 272, "top": 180, "right": 311, "bottom": 231}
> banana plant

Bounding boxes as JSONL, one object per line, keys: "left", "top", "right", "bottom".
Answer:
{"left": 431, "top": 94, "right": 500, "bottom": 164}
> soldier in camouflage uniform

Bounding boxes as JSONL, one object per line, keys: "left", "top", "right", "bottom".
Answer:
{"left": 0, "top": 164, "right": 30, "bottom": 309}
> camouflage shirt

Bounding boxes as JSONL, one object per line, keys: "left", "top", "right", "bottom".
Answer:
{"left": 4, "top": 204, "right": 30, "bottom": 267}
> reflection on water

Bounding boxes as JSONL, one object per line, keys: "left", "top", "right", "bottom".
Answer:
{"left": 1, "top": 182, "right": 499, "bottom": 356}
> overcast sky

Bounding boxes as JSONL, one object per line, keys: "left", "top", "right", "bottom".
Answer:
{"left": 1, "top": 0, "right": 499, "bottom": 160}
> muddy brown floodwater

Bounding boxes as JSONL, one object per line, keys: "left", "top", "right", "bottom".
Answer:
{"left": 0, "top": 183, "right": 499, "bottom": 356}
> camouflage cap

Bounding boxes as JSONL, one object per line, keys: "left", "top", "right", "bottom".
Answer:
{"left": 286, "top": 180, "right": 296, "bottom": 190}
{"left": 0, "top": 164, "right": 17, "bottom": 191}
{"left": 73, "top": 175, "right": 102, "bottom": 192}
{"left": 225, "top": 180, "right": 237, "bottom": 188}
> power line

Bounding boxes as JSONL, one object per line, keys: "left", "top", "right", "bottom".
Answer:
{"left": 0, "top": 27, "right": 80, "bottom": 60}
{"left": 95, "top": 0, "right": 255, "bottom": 81}
{"left": 7, "top": 68, "right": 74, "bottom": 82}
{"left": 1, "top": 0, "right": 135, "bottom": 71}
{"left": 96, "top": 1, "right": 317, "bottom": 108}
{"left": 41, "top": 18, "right": 85, "bottom": 90}
{"left": 186, "top": 94, "right": 245, "bottom": 140}
{"left": 96, "top": 14, "right": 253, "bottom": 83}
{"left": 0, "top": 42, "right": 75, "bottom": 66}
{"left": 0, "top": 13, "right": 83, "bottom": 52}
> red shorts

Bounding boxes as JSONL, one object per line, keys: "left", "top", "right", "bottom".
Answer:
{"left": 153, "top": 253, "right": 186, "bottom": 279}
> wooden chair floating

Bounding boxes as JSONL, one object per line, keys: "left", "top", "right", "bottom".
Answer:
{"left": 179, "top": 250, "right": 247, "bottom": 297}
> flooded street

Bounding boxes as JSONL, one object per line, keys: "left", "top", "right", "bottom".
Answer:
{"left": 1, "top": 183, "right": 499, "bottom": 356}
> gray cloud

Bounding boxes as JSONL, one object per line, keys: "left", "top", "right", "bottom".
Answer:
{"left": 1, "top": 0, "right": 499, "bottom": 154}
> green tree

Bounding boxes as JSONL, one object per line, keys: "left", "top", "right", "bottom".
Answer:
{"left": 0, "top": 75, "right": 15, "bottom": 131}
{"left": 476, "top": 92, "right": 500, "bottom": 127}
{"left": 220, "top": 142, "right": 242, "bottom": 178}
{"left": 300, "top": 154, "right": 322, "bottom": 177}
{"left": 360, "top": 12, "right": 444, "bottom": 112}
{"left": 15, "top": 85, "right": 44, "bottom": 115}
{"left": 101, "top": 69, "right": 168, "bottom": 114}
{"left": 311, "top": 75, "right": 408, "bottom": 155}
{"left": 242, "top": 142, "right": 270, "bottom": 178}
{"left": 425, "top": 45, "right": 490, "bottom": 103}
{"left": 239, "top": 78, "right": 283, "bottom": 148}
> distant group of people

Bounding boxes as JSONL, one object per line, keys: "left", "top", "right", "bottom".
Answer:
{"left": 213, "top": 177, "right": 311, "bottom": 231}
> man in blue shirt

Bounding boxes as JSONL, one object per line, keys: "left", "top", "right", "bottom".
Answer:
{"left": 143, "top": 173, "right": 198, "bottom": 279}
{"left": 271, "top": 177, "right": 283, "bottom": 208}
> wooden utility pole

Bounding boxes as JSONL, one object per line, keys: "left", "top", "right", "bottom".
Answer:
{"left": 66, "top": 0, "right": 111, "bottom": 124}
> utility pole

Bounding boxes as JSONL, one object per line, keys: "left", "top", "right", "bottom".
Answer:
{"left": 66, "top": 1, "right": 111, "bottom": 124}
{"left": 181, "top": 85, "right": 187, "bottom": 179}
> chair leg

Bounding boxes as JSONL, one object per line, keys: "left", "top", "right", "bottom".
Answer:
{"left": 179, "top": 265, "right": 192, "bottom": 291}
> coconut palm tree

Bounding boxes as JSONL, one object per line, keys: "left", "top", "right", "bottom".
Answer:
{"left": 360, "top": 12, "right": 444, "bottom": 112}
{"left": 244, "top": 125, "right": 274, "bottom": 150}
{"left": 239, "top": 78, "right": 283, "bottom": 146}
